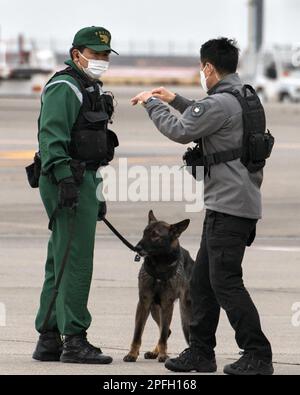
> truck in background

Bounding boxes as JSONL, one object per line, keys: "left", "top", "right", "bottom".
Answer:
{"left": 240, "top": 46, "right": 300, "bottom": 103}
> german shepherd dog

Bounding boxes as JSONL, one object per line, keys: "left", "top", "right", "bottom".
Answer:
{"left": 124, "top": 210, "right": 194, "bottom": 363}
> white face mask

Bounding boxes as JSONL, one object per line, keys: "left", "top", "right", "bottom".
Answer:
{"left": 79, "top": 52, "right": 109, "bottom": 80}
{"left": 200, "top": 64, "right": 221, "bottom": 92}
{"left": 200, "top": 65, "right": 208, "bottom": 93}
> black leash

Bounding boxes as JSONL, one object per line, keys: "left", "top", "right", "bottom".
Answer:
{"left": 102, "top": 217, "right": 141, "bottom": 262}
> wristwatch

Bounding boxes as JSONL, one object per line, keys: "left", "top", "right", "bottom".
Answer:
{"left": 142, "top": 96, "right": 158, "bottom": 106}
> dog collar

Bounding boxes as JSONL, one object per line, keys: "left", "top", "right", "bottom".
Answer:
{"left": 143, "top": 256, "right": 182, "bottom": 282}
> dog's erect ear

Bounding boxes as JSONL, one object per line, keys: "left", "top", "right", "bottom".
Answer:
{"left": 148, "top": 210, "right": 157, "bottom": 224}
{"left": 170, "top": 219, "right": 190, "bottom": 238}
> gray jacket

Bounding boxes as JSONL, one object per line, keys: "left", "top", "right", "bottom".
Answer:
{"left": 145, "top": 73, "right": 263, "bottom": 219}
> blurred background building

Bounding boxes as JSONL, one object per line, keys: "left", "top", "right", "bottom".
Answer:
{"left": 0, "top": 0, "right": 300, "bottom": 100}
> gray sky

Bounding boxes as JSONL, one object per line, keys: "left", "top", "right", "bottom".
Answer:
{"left": 1, "top": 0, "right": 300, "bottom": 53}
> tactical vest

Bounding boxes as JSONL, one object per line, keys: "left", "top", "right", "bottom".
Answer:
{"left": 183, "top": 85, "right": 275, "bottom": 178}
{"left": 40, "top": 66, "right": 119, "bottom": 169}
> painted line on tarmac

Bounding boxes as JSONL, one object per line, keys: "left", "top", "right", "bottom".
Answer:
{"left": 275, "top": 143, "right": 300, "bottom": 150}
{"left": 253, "top": 246, "right": 300, "bottom": 252}
{"left": 0, "top": 231, "right": 300, "bottom": 253}
{"left": 1, "top": 230, "right": 300, "bottom": 243}
{"left": 1, "top": 142, "right": 300, "bottom": 160}
{"left": 1, "top": 141, "right": 300, "bottom": 149}
{"left": 0, "top": 222, "right": 46, "bottom": 230}
{"left": 0, "top": 150, "right": 179, "bottom": 164}
{"left": 0, "top": 150, "right": 35, "bottom": 160}
{"left": 0, "top": 140, "right": 175, "bottom": 147}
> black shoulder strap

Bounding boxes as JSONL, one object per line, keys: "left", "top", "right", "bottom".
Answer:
{"left": 196, "top": 86, "right": 253, "bottom": 171}
{"left": 46, "top": 66, "right": 99, "bottom": 110}
{"left": 221, "top": 85, "right": 266, "bottom": 134}
{"left": 189, "top": 85, "right": 268, "bottom": 177}
{"left": 51, "top": 66, "right": 89, "bottom": 90}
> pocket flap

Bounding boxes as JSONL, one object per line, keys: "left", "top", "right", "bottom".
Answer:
{"left": 83, "top": 111, "right": 109, "bottom": 123}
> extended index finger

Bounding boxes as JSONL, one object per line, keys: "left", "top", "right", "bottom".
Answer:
{"left": 131, "top": 96, "right": 139, "bottom": 105}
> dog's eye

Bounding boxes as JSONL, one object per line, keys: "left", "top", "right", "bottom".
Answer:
{"left": 151, "top": 231, "right": 160, "bottom": 239}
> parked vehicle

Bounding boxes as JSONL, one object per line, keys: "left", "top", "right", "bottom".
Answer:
{"left": 0, "top": 37, "right": 56, "bottom": 96}
{"left": 240, "top": 47, "right": 300, "bottom": 103}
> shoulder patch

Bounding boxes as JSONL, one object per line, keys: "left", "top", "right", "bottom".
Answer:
{"left": 191, "top": 103, "right": 205, "bottom": 117}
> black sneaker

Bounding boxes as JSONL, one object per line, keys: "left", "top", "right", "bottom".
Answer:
{"left": 224, "top": 353, "right": 274, "bottom": 376}
{"left": 32, "top": 331, "right": 62, "bottom": 362}
{"left": 165, "top": 348, "right": 217, "bottom": 373}
{"left": 60, "top": 333, "right": 113, "bottom": 365}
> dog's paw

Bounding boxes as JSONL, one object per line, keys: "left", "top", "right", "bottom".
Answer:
{"left": 158, "top": 354, "right": 169, "bottom": 363}
{"left": 144, "top": 351, "right": 158, "bottom": 360}
{"left": 123, "top": 354, "right": 138, "bottom": 362}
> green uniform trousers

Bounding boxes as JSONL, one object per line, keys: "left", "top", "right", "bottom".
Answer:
{"left": 35, "top": 170, "right": 102, "bottom": 335}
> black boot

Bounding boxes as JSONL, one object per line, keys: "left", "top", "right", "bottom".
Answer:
{"left": 60, "top": 333, "right": 113, "bottom": 364}
{"left": 32, "top": 331, "right": 62, "bottom": 362}
{"left": 165, "top": 348, "right": 217, "bottom": 373}
{"left": 224, "top": 353, "right": 274, "bottom": 376}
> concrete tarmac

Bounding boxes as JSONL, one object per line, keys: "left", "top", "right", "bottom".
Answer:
{"left": 0, "top": 86, "right": 299, "bottom": 375}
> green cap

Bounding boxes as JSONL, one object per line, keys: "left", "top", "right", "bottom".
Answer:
{"left": 72, "top": 26, "right": 119, "bottom": 55}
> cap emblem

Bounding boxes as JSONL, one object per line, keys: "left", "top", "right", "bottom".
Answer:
{"left": 95, "top": 31, "right": 109, "bottom": 44}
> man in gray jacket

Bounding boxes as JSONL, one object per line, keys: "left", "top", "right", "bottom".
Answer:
{"left": 131, "top": 38, "right": 273, "bottom": 375}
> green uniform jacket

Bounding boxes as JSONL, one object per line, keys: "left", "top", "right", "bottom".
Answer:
{"left": 38, "top": 59, "right": 86, "bottom": 182}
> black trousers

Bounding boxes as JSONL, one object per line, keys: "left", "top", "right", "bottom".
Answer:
{"left": 190, "top": 210, "right": 272, "bottom": 360}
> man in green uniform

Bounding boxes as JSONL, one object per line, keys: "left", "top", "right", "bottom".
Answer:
{"left": 32, "top": 26, "right": 119, "bottom": 364}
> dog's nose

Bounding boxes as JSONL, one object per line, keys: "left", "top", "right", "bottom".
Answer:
{"left": 135, "top": 244, "right": 143, "bottom": 253}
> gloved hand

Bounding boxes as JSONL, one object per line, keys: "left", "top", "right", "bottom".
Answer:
{"left": 58, "top": 177, "right": 79, "bottom": 209}
{"left": 97, "top": 200, "right": 107, "bottom": 221}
